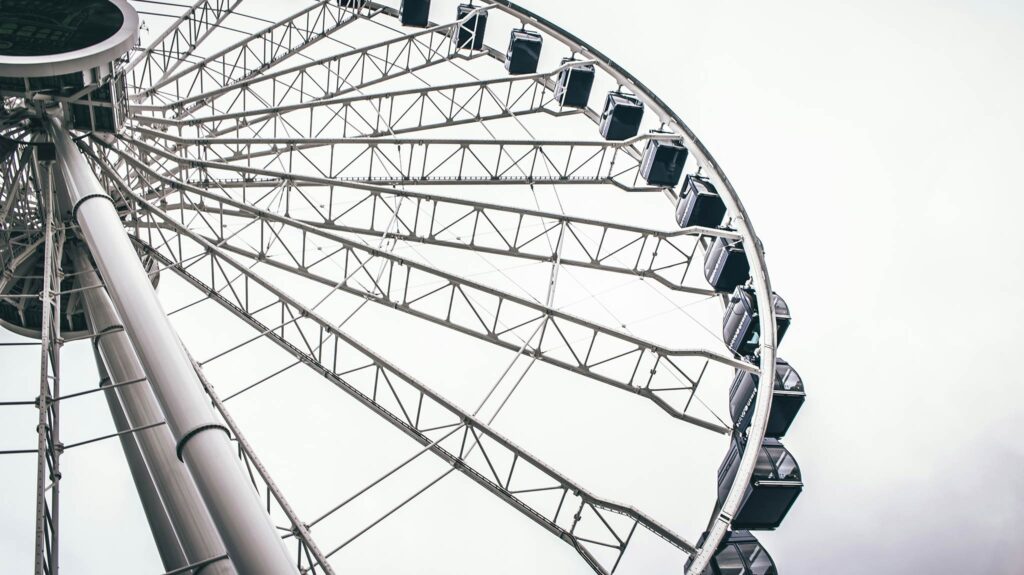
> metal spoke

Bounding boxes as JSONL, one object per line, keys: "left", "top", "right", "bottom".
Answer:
{"left": 112, "top": 134, "right": 736, "bottom": 291}
{"left": 135, "top": 125, "right": 673, "bottom": 191}
{"left": 134, "top": 61, "right": 590, "bottom": 138}
{"left": 126, "top": 0, "right": 243, "bottom": 93}
{"left": 135, "top": 1, "right": 370, "bottom": 109}
{"left": 150, "top": 6, "right": 496, "bottom": 119}
{"left": 186, "top": 351, "right": 336, "bottom": 575}
{"left": 86, "top": 140, "right": 746, "bottom": 431}
{"left": 127, "top": 205, "right": 700, "bottom": 575}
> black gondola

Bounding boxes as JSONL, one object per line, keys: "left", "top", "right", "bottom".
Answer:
{"left": 36, "top": 143, "right": 57, "bottom": 163}
{"left": 730, "top": 359, "right": 805, "bottom": 438}
{"left": 0, "top": 137, "right": 16, "bottom": 162}
{"left": 505, "top": 29, "right": 543, "bottom": 75}
{"left": 717, "top": 436, "right": 802, "bottom": 530}
{"left": 68, "top": 73, "right": 128, "bottom": 133}
{"left": 704, "top": 236, "right": 750, "bottom": 293}
{"left": 0, "top": 55, "right": 130, "bottom": 134}
{"left": 553, "top": 59, "right": 594, "bottom": 108}
{"left": 675, "top": 174, "right": 726, "bottom": 228}
{"left": 722, "top": 287, "right": 791, "bottom": 357}
{"left": 640, "top": 136, "right": 688, "bottom": 187}
{"left": 599, "top": 92, "right": 644, "bottom": 141}
{"left": 687, "top": 530, "right": 779, "bottom": 575}
{"left": 399, "top": 0, "right": 430, "bottom": 27}
{"left": 456, "top": 4, "right": 488, "bottom": 50}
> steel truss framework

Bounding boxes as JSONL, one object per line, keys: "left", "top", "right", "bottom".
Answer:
{"left": 0, "top": 145, "right": 47, "bottom": 318}
{"left": 119, "top": 134, "right": 738, "bottom": 293}
{"left": 135, "top": 64, "right": 587, "bottom": 139}
{"left": 90, "top": 146, "right": 700, "bottom": 572}
{"left": 132, "top": 1, "right": 372, "bottom": 103}
{"left": 33, "top": 154, "right": 64, "bottom": 575}
{"left": 0, "top": 1, "right": 790, "bottom": 574}
{"left": 0, "top": 138, "right": 66, "bottom": 575}
{"left": 126, "top": 0, "right": 244, "bottom": 93}
{"left": 135, "top": 4, "right": 492, "bottom": 119}
{"left": 89, "top": 135, "right": 747, "bottom": 430}
{"left": 134, "top": 127, "right": 668, "bottom": 191}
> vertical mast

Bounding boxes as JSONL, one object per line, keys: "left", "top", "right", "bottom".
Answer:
{"left": 49, "top": 117, "right": 298, "bottom": 575}
{"left": 32, "top": 147, "right": 62, "bottom": 575}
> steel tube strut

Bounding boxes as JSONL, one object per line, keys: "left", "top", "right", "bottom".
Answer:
{"left": 93, "top": 350, "right": 188, "bottom": 572}
{"left": 47, "top": 116, "right": 296, "bottom": 575}
{"left": 72, "top": 248, "right": 234, "bottom": 575}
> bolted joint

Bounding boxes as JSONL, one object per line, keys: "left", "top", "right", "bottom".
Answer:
{"left": 175, "top": 423, "right": 232, "bottom": 461}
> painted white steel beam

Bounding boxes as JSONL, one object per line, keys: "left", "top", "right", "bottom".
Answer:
{"left": 47, "top": 115, "right": 296, "bottom": 575}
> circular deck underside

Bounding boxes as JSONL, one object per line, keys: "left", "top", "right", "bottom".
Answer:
{"left": 0, "top": 0, "right": 138, "bottom": 78}
{"left": 0, "top": 2, "right": 791, "bottom": 573}
{"left": 0, "top": 1, "right": 124, "bottom": 57}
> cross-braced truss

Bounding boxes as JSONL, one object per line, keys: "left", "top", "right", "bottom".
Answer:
{"left": 90, "top": 136, "right": 748, "bottom": 428}
{"left": 92, "top": 151, "right": 699, "bottom": 574}
{"left": 135, "top": 63, "right": 586, "bottom": 139}
{"left": 126, "top": 0, "right": 243, "bottom": 93}
{"left": 133, "top": 1, "right": 372, "bottom": 105}
{"left": 34, "top": 161, "right": 63, "bottom": 575}
{"left": 120, "top": 134, "right": 738, "bottom": 292}
{"left": 139, "top": 6, "right": 493, "bottom": 120}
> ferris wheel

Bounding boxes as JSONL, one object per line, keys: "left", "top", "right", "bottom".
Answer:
{"left": 0, "top": 1, "right": 806, "bottom": 573}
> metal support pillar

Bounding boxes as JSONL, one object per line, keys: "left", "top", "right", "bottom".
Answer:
{"left": 47, "top": 116, "right": 297, "bottom": 574}
{"left": 72, "top": 248, "right": 234, "bottom": 575}
{"left": 33, "top": 153, "right": 62, "bottom": 575}
{"left": 93, "top": 351, "right": 189, "bottom": 572}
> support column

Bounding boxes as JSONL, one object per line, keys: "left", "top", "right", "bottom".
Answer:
{"left": 93, "top": 350, "right": 189, "bottom": 572}
{"left": 73, "top": 248, "right": 234, "bottom": 575}
{"left": 48, "top": 116, "right": 296, "bottom": 574}
{"left": 33, "top": 150, "right": 61, "bottom": 575}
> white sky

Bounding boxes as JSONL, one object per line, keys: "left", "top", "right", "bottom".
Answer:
{"left": 2, "top": 1, "right": 1023, "bottom": 573}
{"left": 566, "top": 0, "right": 1024, "bottom": 572}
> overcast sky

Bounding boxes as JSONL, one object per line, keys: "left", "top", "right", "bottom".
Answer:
{"left": 2, "top": 1, "right": 1023, "bottom": 573}
{"left": 551, "top": 0, "right": 1024, "bottom": 572}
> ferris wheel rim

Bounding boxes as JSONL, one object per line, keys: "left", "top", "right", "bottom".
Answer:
{"left": 0, "top": 1, "right": 794, "bottom": 573}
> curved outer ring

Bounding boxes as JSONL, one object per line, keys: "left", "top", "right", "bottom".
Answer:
{"left": 471, "top": 2, "right": 780, "bottom": 571}
{"left": 0, "top": 0, "right": 777, "bottom": 569}
{"left": 0, "top": 0, "right": 140, "bottom": 79}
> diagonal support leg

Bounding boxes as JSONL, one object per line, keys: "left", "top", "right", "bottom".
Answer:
{"left": 73, "top": 246, "right": 235, "bottom": 575}
{"left": 93, "top": 348, "right": 189, "bottom": 571}
{"left": 47, "top": 115, "right": 297, "bottom": 575}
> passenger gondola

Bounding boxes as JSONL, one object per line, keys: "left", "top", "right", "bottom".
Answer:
{"left": 730, "top": 359, "right": 805, "bottom": 438}
{"left": 687, "top": 530, "right": 779, "bottom": 575}
{"left": 722, "top": 287, "right": 791, "bottom": 357}
{"left": 599, "top": 92, "right": 644, "bottom": 141}
{"left": 676, "top": 174, "right": 727, "bottom": 228}
{"left": 717, "top": 436, "right": 802, "bottom": 530}
{"left": 506, "top": 29, "right": 543, "bottom": 75}
{"left": 400, "top": 0, "right": 430, "bottom": 27}
{"left": 704, "top": 236, "right": 750, "bottom": 293}
{"left": 456, "top": 4, "right": 488, "bottom": 50}
{"left": 640, "top": 136, "right": 688, "bottom": 187}
{"left": 554, "top": 59, "right": 595, "bottom": 108}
